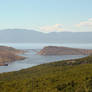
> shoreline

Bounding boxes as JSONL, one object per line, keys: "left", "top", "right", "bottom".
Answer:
{"left": 0, "top": 47, "right": 26, "bottom": 66}
{"left": 0, "top": 54, "right": 86, "bottom": 73}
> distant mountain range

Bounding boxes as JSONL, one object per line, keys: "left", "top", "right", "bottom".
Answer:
{"left": 0, "top": 29, "right": 92, "bottom": 43}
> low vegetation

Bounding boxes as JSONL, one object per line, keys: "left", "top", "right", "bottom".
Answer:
{"left": 0, "top": 55, "right": 92, "bottom": 91}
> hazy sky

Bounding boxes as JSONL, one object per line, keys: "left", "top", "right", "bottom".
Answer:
{"left": 0, "top": 0, "right": 92, "bottom": 33}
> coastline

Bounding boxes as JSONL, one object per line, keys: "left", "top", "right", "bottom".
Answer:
{"left": 0, "top": 46, "right": 26, "bottom": 66}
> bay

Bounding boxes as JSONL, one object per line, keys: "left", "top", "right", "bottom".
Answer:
{"left": 0, "top": 43, "right": 91, "bottom": 73}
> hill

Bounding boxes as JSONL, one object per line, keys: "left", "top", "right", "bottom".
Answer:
{"left": 38, "top": 46, "right": 92, "bottom": 55}
{"left": 0, "top": 46, "right": 25, "bottom": 65}
{"left": 0, "top": 55, "right": 92, "bottom": 91}
{"left": 0, "top": 29, "right": 92, "bottom": 43}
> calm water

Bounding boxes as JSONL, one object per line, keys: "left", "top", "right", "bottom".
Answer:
{"left": 0, "top": 43, "right": 91, "bottom": 73}
{"left": 0, "top": 43, "right": 92, "bottom": 49}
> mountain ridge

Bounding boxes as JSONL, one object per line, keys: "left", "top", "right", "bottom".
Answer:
{"left": 0, "top": 29, "right": 92, "bottom": 43}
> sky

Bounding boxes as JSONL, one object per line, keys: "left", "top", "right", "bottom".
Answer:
{"left": 0, "top": 0, "right": 92, "bottom": 33}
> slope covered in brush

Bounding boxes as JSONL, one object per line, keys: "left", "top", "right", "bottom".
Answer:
{"left": 0, "top": 56, "right": 92, "bottom": 91}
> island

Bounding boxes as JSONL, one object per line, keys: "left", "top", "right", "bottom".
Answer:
{"left": 38, "top": 46, "right": 92, "bottom": 55}
{"left": 0, "top": 46, "right": 25, "bottom": 66}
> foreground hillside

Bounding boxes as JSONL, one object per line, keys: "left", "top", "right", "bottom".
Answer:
{"left": 0, "top": 46, "right": 25, "bottom": 65}
{"left": 0, "top": 56, "right": 92, "bottom": 91}
{"left": 38, "top": 46, "right": 92, "bottom": 55}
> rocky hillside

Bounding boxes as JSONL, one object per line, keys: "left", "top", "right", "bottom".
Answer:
{"left": 38, "top": 46, "right": 92, "bottom": 55}
{"left": 0, "top": 46, "right": 25, "bottom": 54}
{"left": 0, "top": 46, "right": 25, "bottom": 66}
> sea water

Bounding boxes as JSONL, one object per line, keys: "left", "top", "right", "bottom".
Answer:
{"left": 0, "top": 43, "right": 91, "bottom": 73}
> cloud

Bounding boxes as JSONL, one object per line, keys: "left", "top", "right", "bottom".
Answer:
{"left": 76, "top": 18, "right": 92, "bottom": 27}
{"left": 39, "top": 24, "right": 67, "bottom": 33}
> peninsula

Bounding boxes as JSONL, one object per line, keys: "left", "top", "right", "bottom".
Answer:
{"left": 0, "top": 46, "right": 25, "bottom": 66}
{"left": 38, "top": 46, "right": 92, "bottom": 55}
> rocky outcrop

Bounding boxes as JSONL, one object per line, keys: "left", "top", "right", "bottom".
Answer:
{"left": 0, "top": 46, "right": 25, "bottom": 66}
{"left": 0, "top": 46, "right": 25, "bottom": 54}
{"left": 38, "top": 46, "right": 92, "bottom": 55}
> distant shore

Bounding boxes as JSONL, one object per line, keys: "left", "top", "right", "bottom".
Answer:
{"left": 0, "top": 46, "right": 26, "bottom": 66}
{"left": 38, "top": 46, "right": 92, "bottom": 55}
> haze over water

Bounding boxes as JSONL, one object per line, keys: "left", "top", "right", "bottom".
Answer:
{"left": 0, "top": 43, "right": 92, "bottom": 49}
